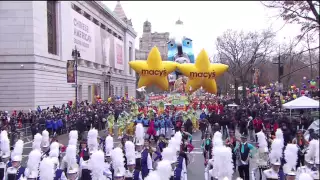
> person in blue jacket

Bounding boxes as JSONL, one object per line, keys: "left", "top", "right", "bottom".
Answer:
{"left": 142, "top": 117, "right": 149, "bottom": 133}
{"left": 135, "top": 115, "right": 143, "bottom": 125}
{"left": 165, "top": 115, "right": 173, "bottom": 139}
{"left": 45, "top": 119, "right": 53, "bottom": 135}
{"left": 159, "top": 116, "right": 166, "bottom": 136}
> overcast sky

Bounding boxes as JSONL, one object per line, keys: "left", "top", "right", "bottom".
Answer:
{"left": 103, "top": 1, "right": 303, "bottom": 57}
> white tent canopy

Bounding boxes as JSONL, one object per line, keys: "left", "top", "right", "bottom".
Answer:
{"left": 282, "top": 95, "right": 320, "bottom": 109}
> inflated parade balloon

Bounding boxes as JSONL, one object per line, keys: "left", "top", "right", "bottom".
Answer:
{"left": 176, "top": 49, "right": 228, "bottom": 94}
{"left": 129, "top": 47, "right": 177, "bottom": 91}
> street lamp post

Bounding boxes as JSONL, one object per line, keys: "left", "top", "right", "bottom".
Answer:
{"left": 72, "top": 46, "right": 81, "bottom": 113}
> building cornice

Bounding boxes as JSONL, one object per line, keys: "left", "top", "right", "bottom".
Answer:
{"left": 93, "top": 1, "right": 137, "bottom": 37}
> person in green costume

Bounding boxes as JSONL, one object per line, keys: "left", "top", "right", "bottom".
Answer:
{"left": 117, "top": 112, "right": 126, "bottom": 139}
{"left": 107, "top": 111, "right": 115, "bottom": 136}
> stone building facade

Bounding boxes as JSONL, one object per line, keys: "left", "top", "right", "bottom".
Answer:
{"left": 0, "top": 1, "right": 137, "bottom": 111}
{"left": 135, "top": 21, "right": 170, "bottom": 94}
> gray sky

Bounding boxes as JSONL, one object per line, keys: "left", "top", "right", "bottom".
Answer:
{"left": 103, "top": 1, "right": 303, "bottom": 57}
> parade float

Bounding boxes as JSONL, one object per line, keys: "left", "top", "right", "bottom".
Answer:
{"left": 128, "top": 18, "right": 229, "bottom": 111}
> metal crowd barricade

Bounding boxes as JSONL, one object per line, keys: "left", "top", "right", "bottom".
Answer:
{"left": 17, "top": 123, "right": 32, "bottom": 137}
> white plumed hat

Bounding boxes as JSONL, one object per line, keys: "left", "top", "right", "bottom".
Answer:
{"left": 144, "top": 171, "right": 161, "bottom": 180}
{"left": 305, "top": 139, "right": 318, "bottom": 164}
{"left": 256, "top": 131, "right": 268, "bottom": 152}
{"left": 32, "top": 133, "right": 42, "bottom": 151}
{"left": 41, "top": 130, "right": 50, "bottom": 148}
{"left": 283, "top": 144, "right": 298, "bottom": 176}
{"left": 105, "top": 135, "right": 114, "bottom": 157}
{"left": 39, "top": 157, "right": 55, "bottom": 180}
{"left": 135, "top": 123, "right": 144, "bottom": 145}
{"left": 155, "top": 160, "right": 172, "bottom": 179}
{"left": 0, "top": 130, "right": 10, "bottom": 158}
{"left": 88, "top": 150, "right": 105, "bottom": 180}
{"left": 212, "top": 146, "right": 234, "bottom": 180}
{"left": 111, "top": 147, "right": 126, "bottom": 177}
{"left": 87, "top": 128, "right": 99, "bottom": 152}
{"left": 26, "top": 149, "right": 42, "bottom": 178}
{"left": 125, "top": 141, "right": 136, "bottom": 165}
{"left": 11, "top": 139, "right": 24, "bottom": 162}
{"left": 269, "top": 139, "right": 283, "bottom": 165}
{"left": 298, "top": 173, "right": 313, "bottom": 180}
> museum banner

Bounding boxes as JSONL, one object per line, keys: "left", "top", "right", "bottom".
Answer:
{"left": 114, "top": 37, "right": 124, "bottom": 70}
{"left": 66, "top": 60, "right": 75, "bottom": 83}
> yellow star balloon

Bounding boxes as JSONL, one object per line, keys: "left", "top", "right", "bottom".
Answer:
{"left": 177, "top": 49, "right": 228, "bottom": 94}
{"left": 129, "top": 47, "right": 177, "bottom": 91}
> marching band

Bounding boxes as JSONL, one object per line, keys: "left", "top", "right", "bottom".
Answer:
{"left": 0, "top": 124, "right": 319, "bottom": 180}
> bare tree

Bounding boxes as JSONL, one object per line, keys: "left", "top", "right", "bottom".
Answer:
{"left": 300, "top": 33, "right": 320, "bottom": 78}
{"left": 261, "top": 1, "right": 320, "bottom": 48}
{"left": 216, "top": 29, "right": 275, "bottom": 100}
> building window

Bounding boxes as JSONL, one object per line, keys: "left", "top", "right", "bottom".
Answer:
{"left": 93, "top": 18, "right": 99, "bottom": 26}
{"left": 84, "top": 11, "right": 91, "bottom": 20}
{"left": 129, "top": 45, "right": 132, "bottom": 75}
{"left": 118, "top": 36, "right": 122, "bottom": 41}
{"left": 125, "top": 86, "right": 128, "bottom": 94}
{"left": 115, "top": 87, "right": 118, "bottom": 96}
{"left": 120, "top": 87, "right": 123, "bottom": 96}
{"left": 72, "top": 4, "right": 81, "bottom": 14}
{"left": 101, "top": 23, "right": 106, "bottom": 30}
{"left": 88, "top": 85, "right": 92, "bottom": 102}
{"left": 47, "top": 1, "right": 57, "bottom": 55}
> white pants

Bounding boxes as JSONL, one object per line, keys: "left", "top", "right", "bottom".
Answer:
{"left": 165, "top": 128, "right": 172, "bottom": 138}
{"left": 160, "top": 128, "right": 165, "bottom": 135}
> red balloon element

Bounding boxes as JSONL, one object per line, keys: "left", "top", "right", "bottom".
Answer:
{"left": 300, "top": 90, "right": 305, "bottom": 94}
{"left": 310, "top": 85, "right": 316, "bottom": 89}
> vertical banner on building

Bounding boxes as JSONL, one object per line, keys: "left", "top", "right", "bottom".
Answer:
{"left": 66, "top": 60, "right": 75, "bottom": 83}
{"left": 114, "top": 38, "right": 124, "bottom": 70}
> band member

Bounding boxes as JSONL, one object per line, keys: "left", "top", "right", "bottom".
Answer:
{"left": 6, "top": 140, "right": 25, "bottom": 180}
{"left": 105, "top": 135, "right": 114, "bottom": 177}
{"left": 125, "top": 141, "right": 142, "bottom": 180}
{"left": 225, "top": 128, "right": 237, "bottom": 169}
{"left": 23, "top": 149, "right": 42, "bottom": 179}
{"left": 296, "top": 139, "right": 318, "bottom": 178}
{"left": 65, "top": 145, "right": 80, "bottom": 180}
{"left": 283, "top": 144, "right": 298, "bottom": 180}
{"left": 0, "top": 130, "right": 11, "bottom": 180}
{"left": 135, "top": 123, "right": 153, "bottom": 179}
{"left": 234, "top": 133, "right": 256, "bottom": 180}
{"left": 61, "top": 144, "right": 77, "bottom": 177}
{"left": 112, "top": 147, "right": 126, "bottom": 180}
{"left": 39, "top": 157, "right": 55, "bottom": 180}
{"left": 263, "top": 139, "right": 283, "bottom": 180}
{"left": 157, "top": 134, "right": 168, "bottom": 153}
{"left": 252, "top": 131, "right": 269, "bottom": 180}
{"left": 201, "top": 132, "right": 212, "bottom": 162}
{"left": 49, "top": 143, "right": 67, "bottom": 180}
{"left": 90, "top": 150, "right": 111, "bottom": 180}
